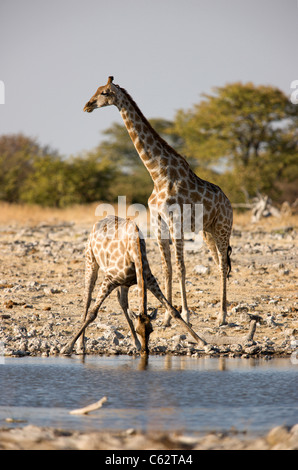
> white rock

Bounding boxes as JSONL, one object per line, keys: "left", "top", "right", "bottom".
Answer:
{"left": 194, "top": 265, "right": 210, "bottom": 275}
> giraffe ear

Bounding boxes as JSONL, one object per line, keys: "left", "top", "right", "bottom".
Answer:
{"left": 107, "top": 76, "right": 114, "bottom": 85}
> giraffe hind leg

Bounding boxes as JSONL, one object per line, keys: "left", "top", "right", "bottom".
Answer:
{"left": 215, "top": 237, "right": 231, "bottom": 326}
{"left": 155, "top": 215, "right": 173, "bottom": 327}
{"left": 202, "top": 231, "right": 219, "bottom": 265}
{"left": 203, "top": 231, "right": 231, "bottom": 326}
{"left": 227, "top": 245, "right": 232, "bottom": 279}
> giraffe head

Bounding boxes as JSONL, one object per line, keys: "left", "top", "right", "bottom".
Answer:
{"left": 131, "top": 309, "right": 157, "bottom": 356}
{"left": 83, "top": 76, "right": 118, "bottom": 112}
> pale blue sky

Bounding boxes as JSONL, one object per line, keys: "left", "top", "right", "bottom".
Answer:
{"left": 0, "top": 0, "right": 297, "bottom": 157}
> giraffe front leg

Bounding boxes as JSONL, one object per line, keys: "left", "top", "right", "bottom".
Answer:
{"left": 147, "top": 274, "right": 207, "bottom": 347}
{"left": 169, "top": 220, "right": 190, "bottom": 324}
{"left": 117, "top": 287, "right": 141, "bottom": 351}
{"left": 174, "top": 239, "right": 190, "bottom": 324}
{"left": 61, "top": 277, "right": 115, "bottom": 355}
{"left": 152, "top": 213, "right": 173, "bottom": 327}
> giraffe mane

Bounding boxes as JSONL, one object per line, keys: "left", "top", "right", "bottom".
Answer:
{"left": 115, "top": 84, "right": 184, "bottom": 160}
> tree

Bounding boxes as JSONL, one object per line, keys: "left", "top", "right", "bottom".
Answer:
{"left": 20, "top": 155, "right": 70, "bottom": 207}
{"left": 20, "top": 151, "right": 117, "bottom": 207}
{"left": 173, "top": 82, "right": 298, "bottom": 202}
{"left": 0, "top": 134, "right": 52, "bottom": 202}
{"left": 68, "top": 151, "right": 118, "bottom": 204}
{"left": 0, "top": 133, "right": 118, "bottom": 207}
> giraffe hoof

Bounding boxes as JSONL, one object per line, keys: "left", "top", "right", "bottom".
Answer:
{"left": 140, "top": 349, "right": 149, "bottom": 357}
{"left": 75, "top": 349, "right": 85, "bottom": 355}
{"left": 75, "top": 344, "right": 85, "bottom": 355}
{"left": 162, "top": 317, "right": 172, "bottom": 328}
{"left": 61, "top": 345, "right": 73, "bottom": 356}
{"left": 181, "top": 311, "right": 190, "bottom": 324}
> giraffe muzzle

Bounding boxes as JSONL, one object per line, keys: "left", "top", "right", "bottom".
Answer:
{"left": 83, "top": 101, "right": 96, "bottom": 113}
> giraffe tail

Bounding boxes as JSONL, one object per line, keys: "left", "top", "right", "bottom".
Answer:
{"left": 227, "top": 245, "right": 232, "bottom": 279}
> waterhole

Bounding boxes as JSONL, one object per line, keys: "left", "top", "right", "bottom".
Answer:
{"left": 0, "top": 355, "right": 297, "bottom": 434}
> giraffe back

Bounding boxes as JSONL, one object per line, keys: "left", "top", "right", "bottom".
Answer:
{"left": 88, "top": 216, "right": 148, "bottom": 288}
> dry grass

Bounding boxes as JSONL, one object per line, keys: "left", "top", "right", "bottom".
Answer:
{"left": 233, "top": 210, "right": 298, "bottom": 231}
{"left": 0, "top": 201, "right": 297, "bottom": 230}
{"left": 0, "top": 202, "right": 101, "bottom": 226}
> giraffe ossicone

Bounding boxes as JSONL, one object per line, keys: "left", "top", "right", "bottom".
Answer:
{"left": 84, "top": 77, "right": 233, "bottom": 327}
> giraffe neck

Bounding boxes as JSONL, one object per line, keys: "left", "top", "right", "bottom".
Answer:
{"left": 115, "top": 87, "right": 181, "bottom": 186}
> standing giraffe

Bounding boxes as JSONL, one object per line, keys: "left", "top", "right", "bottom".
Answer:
{"left": 62, "top": 216, "right": 206, "bottom": 356}
{"left": 84, "top": 77, "right": 233, "bottom": 326}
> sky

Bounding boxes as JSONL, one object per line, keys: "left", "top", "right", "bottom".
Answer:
{"left": 0, "top": 0, "right": 297, "bottom": 157}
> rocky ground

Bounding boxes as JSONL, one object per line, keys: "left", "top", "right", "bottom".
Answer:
{"left": 0, "top": 205, "right": 297, "bottom": 449}
{"left": 0, "top": 211, "right": 297, "bottom": 359}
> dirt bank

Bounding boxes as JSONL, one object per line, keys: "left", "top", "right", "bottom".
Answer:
{"left": 0, "top": 423, "right": 297, "bottom": 450}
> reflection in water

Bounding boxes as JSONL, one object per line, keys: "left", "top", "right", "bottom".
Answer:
{"left": 0, "top": 356, "right": 297, "bottom": 434}
{"left": 60, "top": 353, "right": 287, "bottom": 373}
{"left": 138, "top": 355, "right": 149, "bottom": 370}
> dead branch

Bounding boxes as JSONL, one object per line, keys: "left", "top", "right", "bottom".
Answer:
{"left": 69, "top": 396, "right": 107, "bottom": 415}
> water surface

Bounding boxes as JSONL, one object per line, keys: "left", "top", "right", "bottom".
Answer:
{"left": 0, "top": 356, "right": 297, "bottom": 434}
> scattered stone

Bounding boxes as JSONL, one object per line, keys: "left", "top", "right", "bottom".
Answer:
{"left": 0, "top": 423, "right": 297, "bottom": 450}
{"left": 194, "top": 265, "right": 210, "bottom": 275}
{"left": 1, "top": 314, "right": 11, "bottom": 319}
{"left": 44, "top": 287, "right": 62, "bottom": 295}
{"left": 5, "top": 417, "right": 27, "bottom": 424}
{"left": 4, "top": 300, "right": 25, "bottom": 308}
{"left": 266, "top": 425, "right": 291, "bottom": 449}
{"left": 232, "top": 304, "right": 249, "bottom": 314}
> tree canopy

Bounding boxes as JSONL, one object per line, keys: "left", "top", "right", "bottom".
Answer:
{"left": 173, "top": 82, "right": 298, "bottom": 201}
